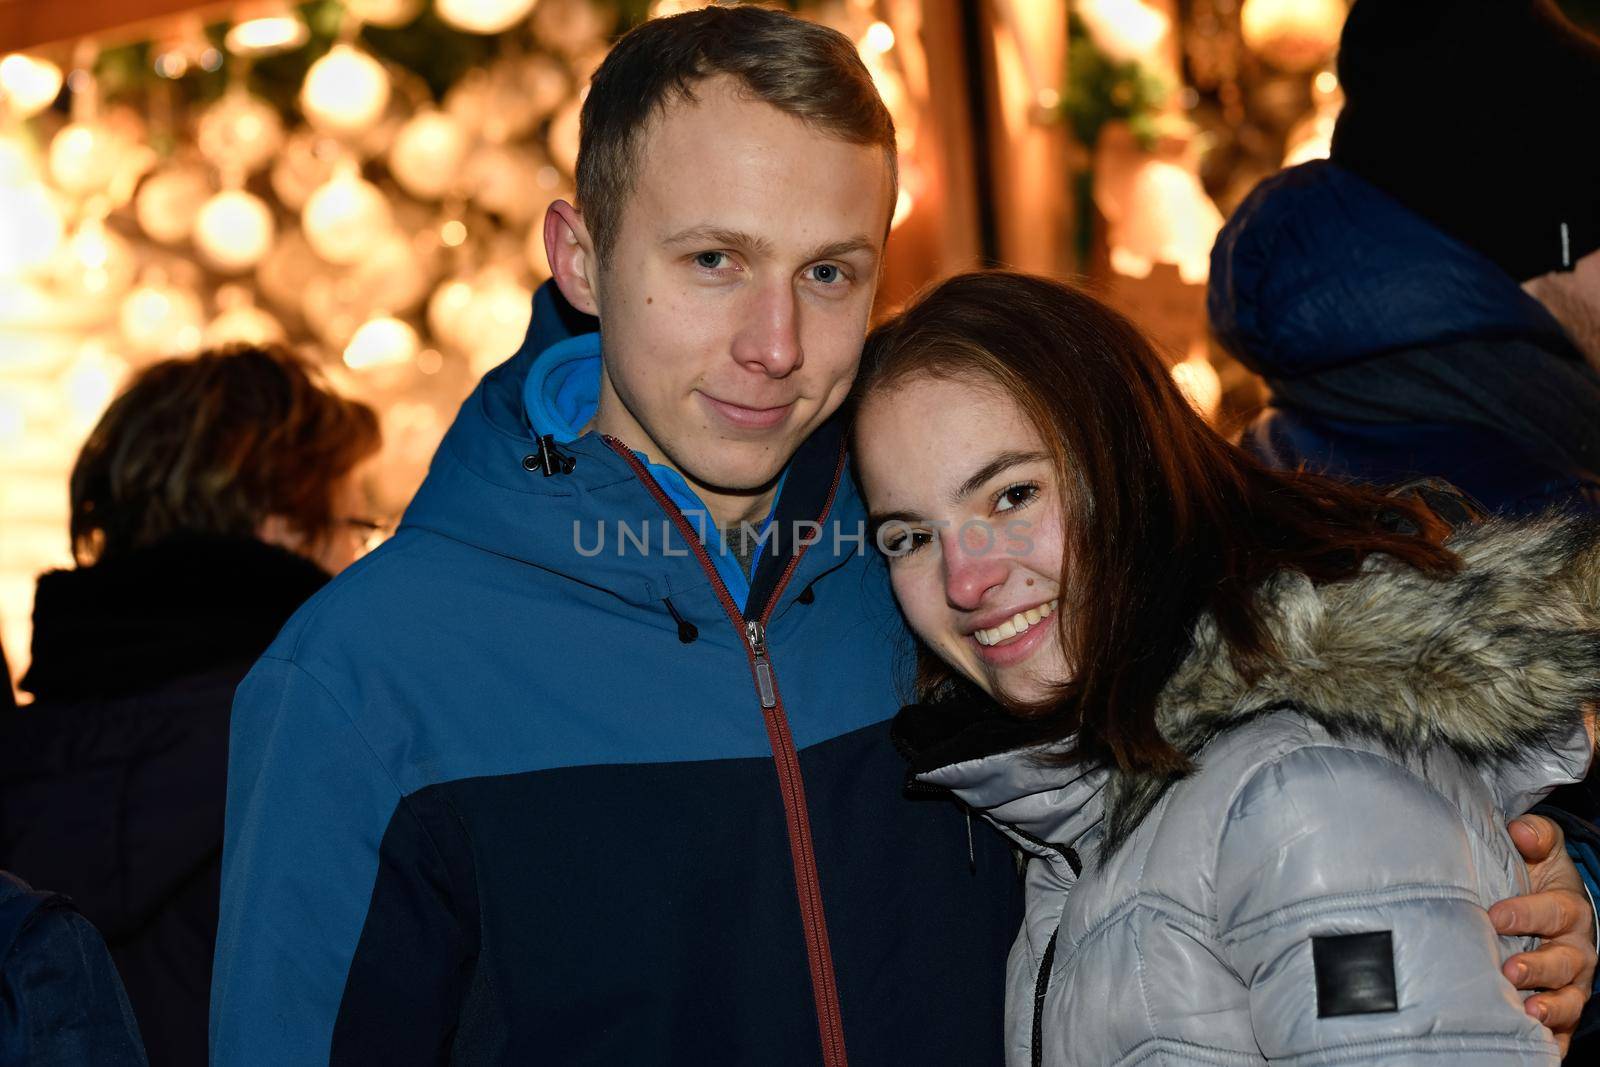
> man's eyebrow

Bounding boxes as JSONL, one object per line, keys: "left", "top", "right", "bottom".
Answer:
{"left": 951, "top": 450, "right": 1049, "bottom": 504}
{"left": 660, "top": 227, "right": 877, "bottom": 264}
{"left": 804, "top": 236, "right": 878, "bottom": 263}
{"left": 661, "top": 226, "right": 773, "bottom": 256}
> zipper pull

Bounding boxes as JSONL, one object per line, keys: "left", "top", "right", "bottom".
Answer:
{"left": 745, "top": 619, "right": 777, "bottom": 709}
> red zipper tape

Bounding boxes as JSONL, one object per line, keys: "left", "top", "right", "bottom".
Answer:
{"left": 604, "top": 436, "right": 850, "bottom": 1067}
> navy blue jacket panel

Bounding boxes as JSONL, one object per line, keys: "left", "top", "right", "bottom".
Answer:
{"left": 213, "top": 285, "right": 1020, "bottom": 1064}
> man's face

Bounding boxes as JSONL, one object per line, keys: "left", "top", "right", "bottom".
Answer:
{"left": 588, "top": 75, "right": 893, "bottom": 495}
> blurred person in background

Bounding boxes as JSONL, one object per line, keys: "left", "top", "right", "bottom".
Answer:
{"left": 1209, "top": 0, "right": 1600, "bottom": 517}
{"left": 0, "top": 344, "right": 381, "bottom": 1067}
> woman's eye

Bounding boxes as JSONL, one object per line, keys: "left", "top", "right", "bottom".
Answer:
{"left": 695, "top": 251, "right": 729, "bottom": 270}
{"left": 994, "top": 483, "right": 1038, "bottom": 513}
{"left": 882, "top": 529, "right": 932, "bottom": 559}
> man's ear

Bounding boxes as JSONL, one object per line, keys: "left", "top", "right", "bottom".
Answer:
{"left": 544, "top": 199, "right": 601, "bottom": 317}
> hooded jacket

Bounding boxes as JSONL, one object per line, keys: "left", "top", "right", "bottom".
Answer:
{"left": 211, "top": 286, "right": 1021, "bottom": 1065}
{"left": 0, "top": 534, "right": 329, "bottom": 1067}
{"left": 901, "top": 516, "right": 1600, "bottom": 1066}
{"left": 1208, "top": 161, "right": 1600, "bottom": 516}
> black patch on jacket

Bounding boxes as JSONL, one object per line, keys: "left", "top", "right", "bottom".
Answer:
{"left": 1312, "top": 931, "right": 1399, "bottom": 1017}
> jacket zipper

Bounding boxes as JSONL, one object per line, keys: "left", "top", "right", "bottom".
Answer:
{"left": 604, "top": 436, "right": 850, "bottom": 1067}
{"left": 746, "top": 620, "right": 777, "bottom": 708}
{"left": 1031, "top": 929, "right": 1059, "bottom": 1067}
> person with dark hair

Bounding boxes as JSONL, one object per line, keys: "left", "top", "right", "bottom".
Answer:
{"left": 0, "top": 344, "right": 381, "bottom": 1067}
{"left": 853, "top": 270, "right": 1600, "bottom": 1065}
{"left": 212, "top": 7, "right": 1592, "bottom": 1065}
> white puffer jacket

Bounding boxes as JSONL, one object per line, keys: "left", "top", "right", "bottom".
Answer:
{"left": 903, "top": 516, "right": 1600, "bottom": 1066}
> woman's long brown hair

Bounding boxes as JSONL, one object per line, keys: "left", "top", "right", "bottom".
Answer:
{"left": 856, "top": 270, "right": 1459, "bottom": 775}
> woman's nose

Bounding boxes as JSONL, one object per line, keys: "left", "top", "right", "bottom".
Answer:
{"left": 943, "top": 526, "right": 1010, "bottom": 610}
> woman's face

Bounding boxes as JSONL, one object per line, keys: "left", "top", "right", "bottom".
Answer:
{"left": 856, "top": 376, "right": 1071, "bottom": 705}
{"left": 256, "top": 465, "right": 379, "bottom": 576}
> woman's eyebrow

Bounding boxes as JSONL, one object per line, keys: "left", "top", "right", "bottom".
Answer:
{"left": 950, "top": 450, "right": 1049, "bottom": 504}
{"left": 866, "top": 509, "right": 920, "bottom": 538}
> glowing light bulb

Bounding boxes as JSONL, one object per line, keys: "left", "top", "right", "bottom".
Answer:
{"left": 120, "top": 280, "right": 205, "bottom": 357}
{"left": 344, "top": 315, "right": 420, "bottom": 370}
{"left": 303, "top": 167, "right": 393, "bottom": 265}
{"left": 49, "top": 123, "right": 120, "bottom": 196}
{"left": 194, "top": 189, "right": 276, "bottom": 273}
{"left": 1240, "top": 0, "right": 1347, "bottom": 72}
{"left": 389, "top": 110, "right": 471, "bottom": 200}
{"left": 300, "top": 45, "right": 391, "bottom": 135}
{"left": 437, "top": 0, "right": 538, "bottom": 36}
{"left": 0, "top": 54, "right": 63, "bottom": 118}
{"left": 225, "top": 3, "right": 310, "bottom": 56}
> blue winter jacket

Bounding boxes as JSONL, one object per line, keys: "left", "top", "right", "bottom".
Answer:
{"left": 212, "top": 283, "right": 1020, "bottom": 1064}
{"left": 1209, "top": 160, "right": 1600, "bottom": 516}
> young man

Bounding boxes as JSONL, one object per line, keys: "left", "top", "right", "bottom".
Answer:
{"left": 214, "top": 7, "right": 1594, "bottom": 1063}
{"left": 213, "top": 11, "right": 1015, "bottom": 1065}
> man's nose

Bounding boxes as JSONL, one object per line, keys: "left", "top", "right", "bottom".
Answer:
{"left": 732, "top": 279, "right": 803, "bottom": 378}
{"left": 943, "top": 527, "right": 1009, "bottom": 611}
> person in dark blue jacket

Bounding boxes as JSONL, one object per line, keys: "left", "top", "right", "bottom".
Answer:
{"left": 215, "top": 6, "right": 1592, "bottom": 1064}
{"left": 213, "top": 9, "right": 1019, "bottom": 1064}
{"left": 1209, "top": 0, "right": 1600, "bottom": 517}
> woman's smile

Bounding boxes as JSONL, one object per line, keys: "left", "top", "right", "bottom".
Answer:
{"left": 855, "top": 375, "right": 1071, "bottom": 705}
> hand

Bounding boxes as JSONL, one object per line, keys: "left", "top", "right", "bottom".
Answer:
{"left": 1488, "top": 814, "right": 1597, "bottom": 1056}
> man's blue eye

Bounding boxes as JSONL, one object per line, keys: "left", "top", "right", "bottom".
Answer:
{"left": 695, "top": 252, "right": 725, "bottom": 269}
{"left": 812, "top": 264, "right": 840, "bottom": 284}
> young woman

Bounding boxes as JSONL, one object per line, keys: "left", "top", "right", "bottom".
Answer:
{"left": 852, "top": 271, "right": 1600, "bottom": 1066}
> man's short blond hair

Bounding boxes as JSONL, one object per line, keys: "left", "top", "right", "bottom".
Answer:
{"left": 576, "top": 4, "right": 897, "bottom": 264}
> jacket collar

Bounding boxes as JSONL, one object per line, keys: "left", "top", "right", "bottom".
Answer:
{"left": 906, "top": 515, "right": 1600, "bottom": 856}
{"left": 22, "top": 534, "right": 328, "bottom": 701}
{"left": 401, "top": 285, "right": 863, "bottom": 618}
{"left": 895, "top": 693, "right": 1108, "bottom": 858}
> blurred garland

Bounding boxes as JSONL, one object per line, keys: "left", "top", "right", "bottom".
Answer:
{"left": 1058, "top": 12, "right": 1168, "bottom": 268}
{"left": 95, "top": 2, "right": 535, "bottom": 113}
{"left": 1060, "top": 15, "right": 1168, "bottom": 149}
{"left": 87, "top": 0, "right": 813, "bottom": 118}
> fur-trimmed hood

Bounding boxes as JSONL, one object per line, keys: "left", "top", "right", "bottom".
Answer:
{"left": 908, "top": 514, "right": 1600, "bottom": 858}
